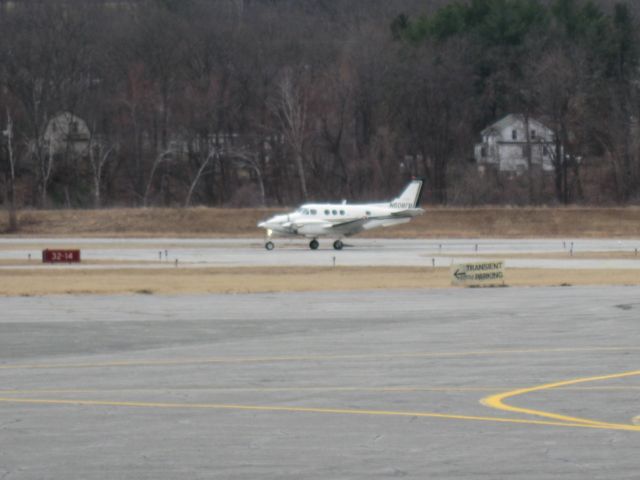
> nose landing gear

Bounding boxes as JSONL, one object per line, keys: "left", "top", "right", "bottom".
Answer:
{"left": 265, "top": 241, "right": 274, "bottom": 250}
{"left": 309, "top": 239, "right": 319, "bottom": 250}
{"left": 333, "top": 240, "right": 343, "bottom": 250}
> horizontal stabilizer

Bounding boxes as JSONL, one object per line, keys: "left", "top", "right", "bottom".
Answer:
{"left": 390, "top": 208, "right": 425, "bottom": 218}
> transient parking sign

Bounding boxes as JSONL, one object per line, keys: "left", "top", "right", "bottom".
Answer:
{"left": 451, "top": 261, "right": 505, "bottom": 287}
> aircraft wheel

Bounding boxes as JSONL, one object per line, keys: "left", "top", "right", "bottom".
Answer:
{"left": 265, "top": 241, "right": 274, "bottom": 251}
{"left": 309, "top": 239, "right": 319, "bottom": 250}
{"left": 333, "top": 240, "right": 343, "bottom": 250}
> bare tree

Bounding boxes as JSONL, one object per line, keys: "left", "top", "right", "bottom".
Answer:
{"left": 2, "top": 108, "right": 18, "bottom": 231}
{"left": 225, "top": 150, "right": 267, "bottom": 207}
{"left": 143, "top": 149, "right": 173, "bottom": 207}
{"left": 1, "top": 2, "right": 96, "bottom": 206}
{"left": 39, "top": 141, "right": 55, "bottom": 208}
{"left": 272, "top": 68, "right": 310, "bottom": 200}
{"left": 88, "top": 133, "right": 115, "bottom": 208}
{"left": 391, "top": 41, "right": 474, "bottom": 204}
{"left": 184, "top": 150, "right": 217, "bottom": 208}
{"left": 316, "top": 64, "right": 354, "bottom": 196}
{"left": 530, "top": 47, "right": 586, "bottom": 204}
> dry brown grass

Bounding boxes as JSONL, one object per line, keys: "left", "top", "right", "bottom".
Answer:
{"left": 2, "top": 206, "right": 640, "bottom": 238}
{"left": 1, "top": 266, "right": 638, "bottom": 296}
{"left": 470, "top": 251, "right": 640, "bottom": 259}
{"left": 1, "top": 207, "right": 274, "bottom": 237}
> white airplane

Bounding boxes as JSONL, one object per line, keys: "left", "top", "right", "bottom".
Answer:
{"left": 258, "top": 179, "right": 424, "bottom": 250}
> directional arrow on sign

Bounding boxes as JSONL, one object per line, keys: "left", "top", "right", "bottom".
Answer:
{"left": 454, "top": 269, "right": 467, "bottom": 280}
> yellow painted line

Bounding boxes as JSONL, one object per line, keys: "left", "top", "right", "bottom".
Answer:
{"left": 2, "top": 385, "right": 640, "bottom": 396}
{"left": 1, "top": 396, "right": 638, "bottom": 431}
{"left": 0, "top": 346, "right": 637, "bottom": 370}
{"left": 0, "top": 386, "right": 502, "bottom": 395}
{"left": 482, "top": 370, "right": 640, "bottom": 430}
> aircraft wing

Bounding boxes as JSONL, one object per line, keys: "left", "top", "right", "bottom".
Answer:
{"left": 289, "top": 217, "right": 370, "bottom": 236}
{"left": 328, "top": 217, "right": 371, "bottom": 235}
{"left": 289, "top": 219, "right": 332, "bottom": 229}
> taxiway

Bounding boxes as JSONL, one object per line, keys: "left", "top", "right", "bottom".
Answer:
{"left": 0, "top": 287, "right": 639, "bottom": 478}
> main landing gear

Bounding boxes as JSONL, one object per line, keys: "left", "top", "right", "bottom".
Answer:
{"left": 308, "top": 239, "right": 343, "bottom": 250}
{"left": 266, "top": 239, "right": 343, "bottom": 251}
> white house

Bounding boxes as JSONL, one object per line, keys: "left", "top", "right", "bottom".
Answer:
{"left": 474, "top": 114, "right": 557, "bottom": 173}
{"left": 43, "top": 112, "right": 91, "bottom": 156}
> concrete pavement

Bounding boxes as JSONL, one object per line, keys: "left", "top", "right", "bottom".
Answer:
{"left": 0, "top": 287, "right": 639, "bottom": 478}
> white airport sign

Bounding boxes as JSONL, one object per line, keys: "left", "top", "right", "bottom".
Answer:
{"left": 451, "top": 260, "right": 505, "bottom": 287}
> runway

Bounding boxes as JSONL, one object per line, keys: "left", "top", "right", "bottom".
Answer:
{"left": 1, "top": 287, "right": 639, "bottom": 478}
{"left": 1, "top": 237, "right": 640, "bottom": 269}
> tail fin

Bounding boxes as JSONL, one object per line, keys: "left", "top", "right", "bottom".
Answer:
{"left": 390, "top": 179, "right": 424, "bottom": 209}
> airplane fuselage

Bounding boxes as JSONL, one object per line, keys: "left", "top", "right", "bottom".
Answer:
{"left": 260, "top": 202, "right": 410, "bottom": 238}
{"left": 257, "top": 179, "right": 424, "bottom": 250}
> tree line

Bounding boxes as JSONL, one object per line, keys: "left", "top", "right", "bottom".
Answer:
{"left": 1, "top": 0, "right": 639, "bottom": 229}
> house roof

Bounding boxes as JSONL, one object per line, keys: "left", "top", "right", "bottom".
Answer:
{"left": 481, "top": 113, "right": 551, "bottom": 136}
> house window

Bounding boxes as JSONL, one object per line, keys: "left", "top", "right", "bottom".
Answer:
{"left": 70, "top": 121, "right": 79, "bottom": 134}
{"left": 480, "top": 146, "right": 487, "bottom": 157}
{"left": 531, "top": 129, "right": 536, "bottom": 139}
{"left": 512, "top": 129, "right": 517, "bottom": 140}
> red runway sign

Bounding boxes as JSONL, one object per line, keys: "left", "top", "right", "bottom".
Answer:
{"left": 42, "top": 249, "right": 81, "bottom": 263}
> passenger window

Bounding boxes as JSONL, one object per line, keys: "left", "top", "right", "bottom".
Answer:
{"left": 366, "top": 211, "right": 371, "bottom": 216}
{"left": 340, "top": 210, "right": 345, "bottom": 215}
{"left": 332, "top": 210, "right": 337, "bottom": 215}
{"left": 311, "top": 209, "right": 317, "bottom": 215}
